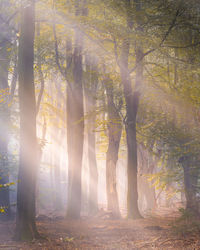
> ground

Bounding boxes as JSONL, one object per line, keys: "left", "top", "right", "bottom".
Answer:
{"left": 1, "top": 213, "right": 200, "bottom": 249}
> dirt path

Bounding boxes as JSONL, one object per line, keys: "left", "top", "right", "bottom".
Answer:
{"left": 0, "top": 216, "right": 200, "bottom": 249}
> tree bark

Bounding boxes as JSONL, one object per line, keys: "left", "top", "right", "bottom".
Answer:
{"left": 15, "top": 0, "right": 39, "bottom": 240}
{"left": 182, "top": 158, "right": 199, "bottom": 214}
{"left": 119, "top": 0, "right": 143, "bottom": 219}
{"left": 105, "top": 78, "right": 122, "bottom": 219}
{"left": 53, "top": 86, "right": 64, "bottom": 211}
{"left": 138, "top": 146, "right": 156, "bottom": 213}
{"left": 84, "top": 55, "right": 98, "bottom": 215}
{"left": 66, "top": 2, "right": 84, "bottom": 218}
{"left": 52, "top": 4, "right": 84, "bottom": 218}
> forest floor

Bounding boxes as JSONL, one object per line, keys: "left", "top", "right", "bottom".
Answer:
{"left": 1, "top": 209, "right": 200, "bottom": 249}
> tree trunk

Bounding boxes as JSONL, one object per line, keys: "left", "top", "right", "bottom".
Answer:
{"left": 105, "top": 78, "right": 122, "bottom": 218}
{"left": 84, "top": 55, "right": 98, "bottom": 215}
{"left": 52, "top": 83, "right": 64, "bottom": 211}
{"left": 138, "top": 145, "right": 156, "bottom": 213}
{"left": 54, "top": 151, "right": 62, "bottom": 211}
{"left": 88, "top": 117, "right": 98, "bottom": 215}
{"left": 182, "top": 159, "right": 199, "bottom": 214}
{"left": 53, "top": 131, "right": 63, "bottom": 211}
{"left": 0, "top": 40, "right": 11, "bottom": 221}
{"left": 15, "top": 0, "right": 39, "bottom": 240}
{"left": 119, "top": 0, "right": 143, "bottom": 219}
{"left": 66, "top": 5, "right": 84, "bottom": 218}
{"left": 36, "top": 117, "right": 46, "bottom": 214}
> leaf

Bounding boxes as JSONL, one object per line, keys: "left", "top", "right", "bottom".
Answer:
{"left": 64, "top": 237, "right": 74, "bottom": 242}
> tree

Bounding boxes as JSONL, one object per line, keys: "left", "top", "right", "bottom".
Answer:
{"left": 119, "top": 0, "right": 143, "bottom": 219}
{"left": 84, "top": 54, "right": 99, "bottom": 215}
{"left": 105, "top": 76, "right": 122, "bottom": 218}
{"left": 51, "top": 0, "right": 86, "bottom": 219}
{"left": 15, "top": 0, "right": 39, "bottom": 240}
{"left": 66, "top": 0, "right": 85, "bottom": 219}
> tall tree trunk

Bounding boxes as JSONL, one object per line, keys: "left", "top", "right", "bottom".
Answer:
{"left": 119, "top": 0, "right": 143, "bottom": 219}
{"left": 50, "top": 82, "right": 63, "bottom": 212}
{"left": 36, "top": 117, "right": 46, "bottom": 214}
{"left": 53, "top": 126, "right": 63, "bottom": 211}
{"left": 53, "top": 148, "right": 62, "bottom": 211}
{"left": 105, "top": 78, "right": 122, "bottom": 219}
{"left": 88, "top": 113, "right": 98, "bottom": 215}
{"left": 138, "top": 146, "right": 156, "bottom": 213}
{"left": 66, "top": 2, "right": 84, "bottom": 218}
{"left": 84, "top": 55, "right": 98, "bottom": 215}
{"left": 182, "top": 158, "right": 199, "bottom": 214}
{"left": 35, "top": 23, "right": 46, "bottom": 214}
{"left": 15, "top": 0, "right": 39, "bottom": 240}
{"left": 0, "top": 40, "right": 11, "bottom": 221}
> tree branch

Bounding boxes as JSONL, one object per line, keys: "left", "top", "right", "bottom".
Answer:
{"left": 52, "top": 22, "right": 66, "bottom": 78}
{"left": 161, "top": 41, "right": 200, "bottom": 49}
{"left": 129, "top": 9, "right": 180, "bottom": 74}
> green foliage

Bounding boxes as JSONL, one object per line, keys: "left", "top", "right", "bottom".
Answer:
{"left": 137, "top": 92, "right": 200, "bottom": 194}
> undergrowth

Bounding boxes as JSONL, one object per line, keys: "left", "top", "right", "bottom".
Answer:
{"left": 171, "top": 208, "right": 200, "bottom": 236}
